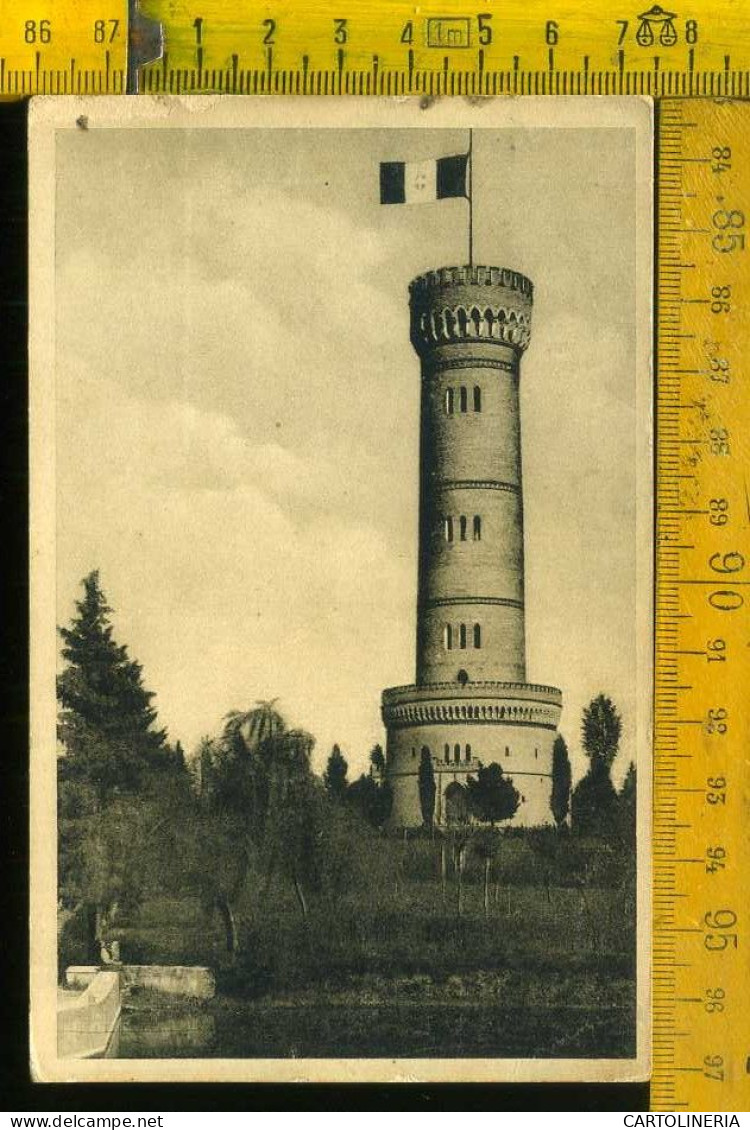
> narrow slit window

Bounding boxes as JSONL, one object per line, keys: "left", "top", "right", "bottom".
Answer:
{"left": 444, "top": 624, "right": 453, "bottom": 650}
{"left": 454, "top": 744, "right": 461, "bottom": 763}
{"left": 465, "top": 744, "right": 471, "bottom": 761}
{"left": 473, "top": 385, "right": 482, "bottom": 412}
{"left": 444, "top": 387, "right": 454, "bottom": 416}
{"left": 444, "top": 516, "right": 454, "bottom": 543}
{"left": 473, "top": 623, "right": 481, "bottom": 649}
{"left": 505, "top": 745, "right": 510, "bottom": 757}
{"left": 459, "top": 385, "right": 468, "bottom": 413}
{"left": 459, "top": 515, "right": 467, "bottom": 541}
{"left": 459, "top": 623, "right": 467, "bottom": 649}
{"left": 444, "top": 743, "right": 450, "bottom": 762}
{"left": 473, "top": 515, "right": 481, "bottom": 541}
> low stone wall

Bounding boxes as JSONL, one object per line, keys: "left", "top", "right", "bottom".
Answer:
{"left": 67, "top": 963, "right": 215, "bottom": 999}
{"left": 123, "top": 965, "right": 215, "bottom": 999}
{"left": 58, "top": 971, "right": 121, "bottom": 1059}
{"left": 65, "top": 966, "right": 100, "bottom": 991}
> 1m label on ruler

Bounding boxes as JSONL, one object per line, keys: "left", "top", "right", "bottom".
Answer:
{"left": 654, "top": 97, "right": 750, "bottom": 1112}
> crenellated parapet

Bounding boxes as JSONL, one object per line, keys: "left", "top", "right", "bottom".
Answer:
{"left": 409, "top": 265, "right": 534, "bottom": 357}
{"left": 410, "top": 265, "right": 534, "bottom": 297}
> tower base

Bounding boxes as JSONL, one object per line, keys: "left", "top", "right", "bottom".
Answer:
{"left": 382, "top": 680, "right": 563, "bottom": 828}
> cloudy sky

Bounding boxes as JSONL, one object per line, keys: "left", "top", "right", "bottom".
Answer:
{"left": 53, "top": 100, "right": 651, "bottom": 784}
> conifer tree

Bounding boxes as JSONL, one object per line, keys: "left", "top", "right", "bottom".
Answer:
{"left": 323, "top": 744, "right": 349, "bottom": 802}
{"left": 572, "top": 694, "right": 623, "bottom": 837}
{"left": 550, "top": 734, "right": 572, "bottom": 828}
{"left": 369, "top": 744, "right": 386, "bottom": 777}
{"left": 581, "top": 694, "right": 622, "bottom": 772}
{"left": 418, "top": 747, "right": 436, "bottom": 830}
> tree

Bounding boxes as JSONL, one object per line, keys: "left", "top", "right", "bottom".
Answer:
{"left": 260, "top": 727, "right": 319, "bottom": 920}
{"left": 472, "top": 830, "right": 498, "bottom": 917}
{"left": 550, "top": 734, "right": 572, "bottom": 828}
{"left": 418, "top": 747, "right": 436, "bottom": 830}
{"left": 582, "top": 694, "right": 622, "bottom": 772}
{"left": 323, "top": 744, "right": 349, "bottom": 801}
{"left": 58, "top": 770, "right": 195, "bottom": 961}
{"left": 195, "top": 700, "right": 323, "bottom": 949}
{"left": 570, "top": 757, "right": 619, "bottom": 837}
{"left": 573, "top": 694, "right": 624, "bottom": 839}
{"left": 466, "top": 763, "right": 520, "bottom": 826}
{"left": 369, "top": 744, "right": 385, "bottom": 777}
{"left": 57, "top": 571, "right": 168, "bottom": 798}
{"left": 618, "top": 761, "right": 637, "bottom": 844}
{"left": 56, "top": 572, "right": 190, "bottom": 964}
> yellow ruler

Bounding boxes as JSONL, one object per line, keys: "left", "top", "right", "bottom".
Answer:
{"left": 3, "top": 0, "right": 750, "bottom": 1111}
{"left": 653, "top": 97, "right": 750, "bottom": 1113}
{"left": 2, "top": 0, "right": 750, "bottom": 96}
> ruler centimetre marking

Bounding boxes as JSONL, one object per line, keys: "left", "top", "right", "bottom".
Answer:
{"left": 654, "top": 97, "right": 750, "bottom": 1113}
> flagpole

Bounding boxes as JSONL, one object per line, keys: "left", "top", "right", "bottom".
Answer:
{"left": 468, "top": 129, "right": 473, "bottom": 267}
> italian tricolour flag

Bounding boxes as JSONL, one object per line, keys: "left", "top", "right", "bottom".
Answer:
{"left": 380, "top": 153, "right": 470, "bottom": 205}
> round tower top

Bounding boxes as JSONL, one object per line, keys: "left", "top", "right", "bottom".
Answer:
{"left": 409, "top": 264, "right": 534, "bottom": 358}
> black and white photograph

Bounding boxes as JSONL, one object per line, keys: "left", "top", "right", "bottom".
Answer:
{"left": 29, "top": 96, "right": 652, "bottom": 1083}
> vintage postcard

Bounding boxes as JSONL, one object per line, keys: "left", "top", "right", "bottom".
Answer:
{"left": 29, "top": 95, "right": 653, "bottom": 1083}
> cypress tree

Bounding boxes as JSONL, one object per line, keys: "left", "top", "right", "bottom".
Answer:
{"left": 323, "top": 744, "right": 349, "bottom": 802}
{"left": 550, "top": 734, "right": 572, "bottom": 828}
{"left": 418, "top": 747, "right": 436, "bottom": 829}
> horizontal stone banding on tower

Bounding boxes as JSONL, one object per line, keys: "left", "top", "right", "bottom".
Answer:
{"left": 424, "top": 356, "right": 518, "bottom": 374}
{"left": 388, "top": 715, "right": 558, "bottom": 732}
{"left": 389, "top": 767, "right": 553, "bottom": 780}
{"left": 422, "top": 596, "right": 524, "bottom": 610}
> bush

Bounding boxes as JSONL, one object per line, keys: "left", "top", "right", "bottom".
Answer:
{"left": 57, "top": 903, "right": 95, "bottom": 978}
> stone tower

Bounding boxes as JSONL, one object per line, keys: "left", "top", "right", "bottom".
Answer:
{"left": 382, "top": 265, "right": 562, "bottom": 827}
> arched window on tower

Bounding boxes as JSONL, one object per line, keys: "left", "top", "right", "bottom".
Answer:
{"left": 473, "top": 623, "right": 482, "bottom": 649}
{"left": 443, "top": 624, "right": 453, "bottom": 650}
{"left": 454, "top": 743, "right": 461, "bottom": 764}
{"left": 444, "top": 387, "right": 454, "bottom": 416}
{"left": 444, "top": 743, "right": 450, "bottom": 762}
{"left": 465, "top": 743, "right": 472, "bottom": 761}
{"left": 473, "top": 385, "right": 482, "bottom": 412}
{"left": 459, "top": 386, "right": 468, "bottom": 413}
{"left": 459, "top": 515, "right": 467, "bottom": 541}
{"left": 459, "top": 623, "right": 467, "bottom": 649}
{"left": 473, "top": 515, "right": 481, "bottom": 541}
{"left": 444, "top": 516, "right": 454, "bottom": 543}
